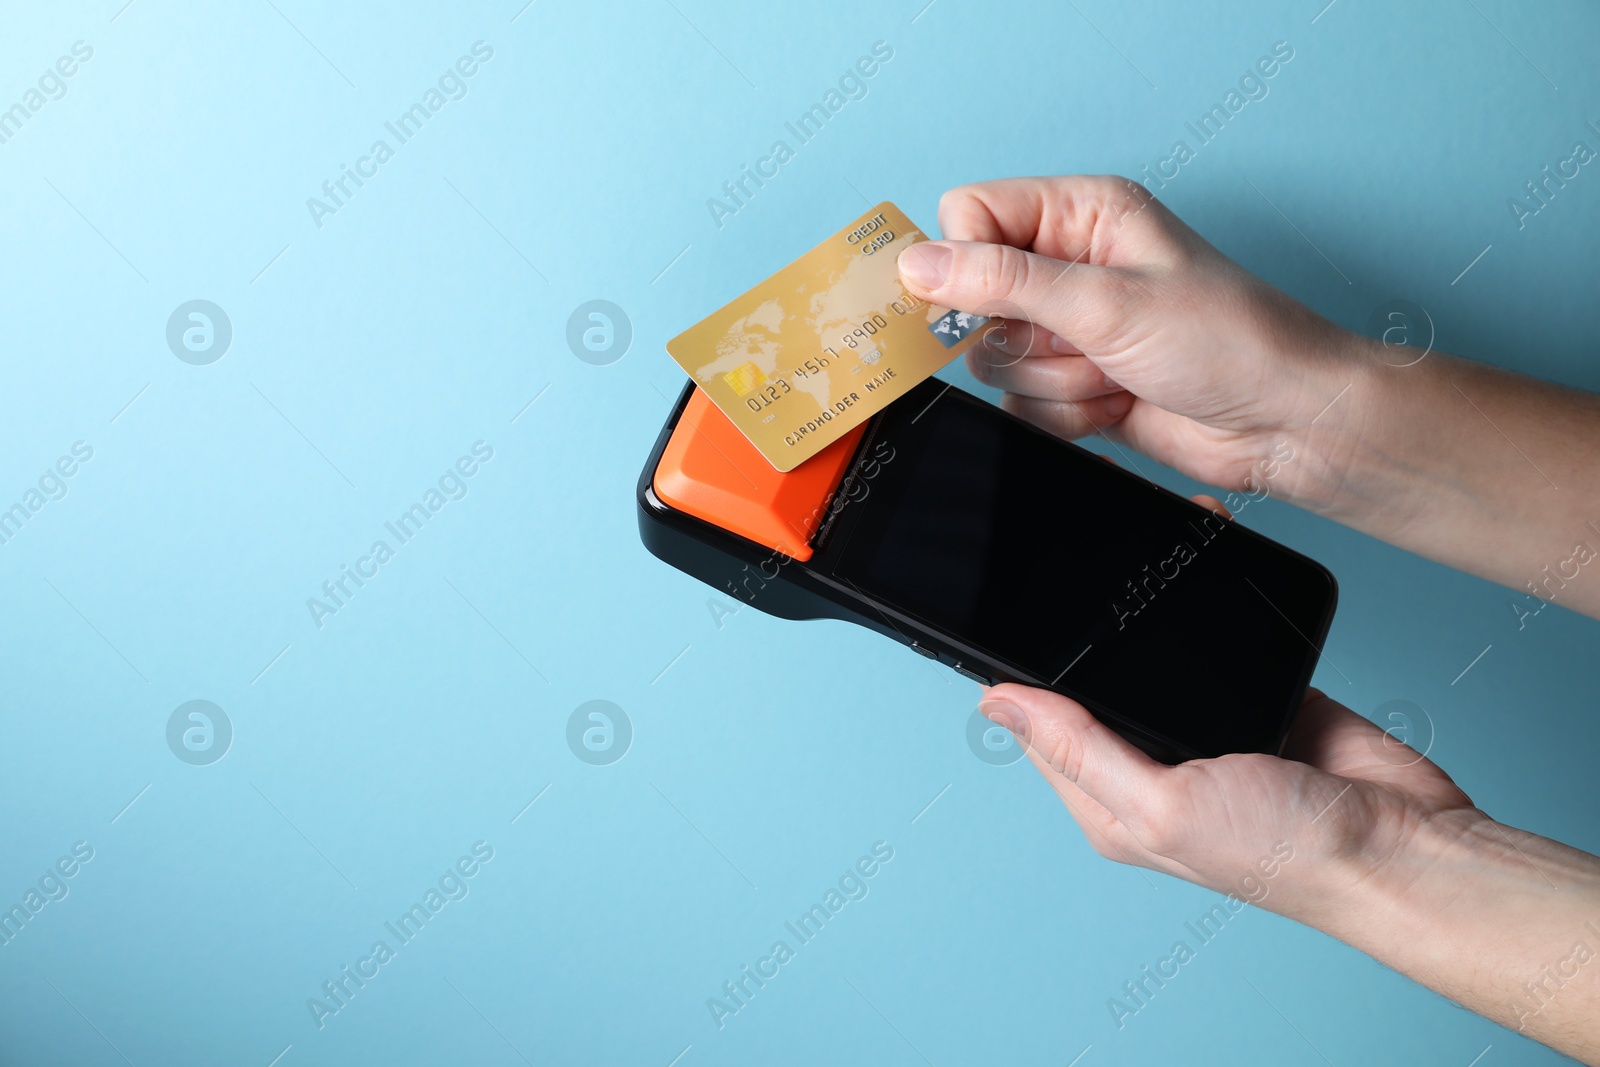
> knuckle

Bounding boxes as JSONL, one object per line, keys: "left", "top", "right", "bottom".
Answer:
{"left": 1112, "top": 174, "right": 1157, "bottom": 210}
{"left": 1058, "top": 735, "right": 1087, "bottom": 783}
{"left": 975, "top": 244, "right": 1032, "bottom": 303}
{"left": 1055, "top": 717, "right": 1101, "bottom": 783}
{"left": 936, "top": 185, "right": 980, "bottom": 233}
{"left": 1089, "top": 173, "right": 1134, "bottom": 198}
{"left": 1045, "top": 733, "right": 1076, "bottom": 779}
{"left": 1085, "top": 174, "right": 1178, "bottom": 255}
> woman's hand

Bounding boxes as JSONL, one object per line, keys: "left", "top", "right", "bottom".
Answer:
{"left": 979, "top": 679, "right": 1600, "bottom": 1063}
{"left": 900, "top": 173, "right": 1600, "bottom": 619}
{"left": 976, "top": 682, "right": 1475, "bottom": 925}
{"left": 896, "top": 175, "right": 1358, "bottom": 503}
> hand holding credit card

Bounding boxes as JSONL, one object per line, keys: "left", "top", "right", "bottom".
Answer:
{"left": 666, "top": 202, "right": 994, "bottom": 471}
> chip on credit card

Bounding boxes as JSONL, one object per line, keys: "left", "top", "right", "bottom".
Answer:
{"left": 666, "top": 202, "right": 993, "bottom": 472}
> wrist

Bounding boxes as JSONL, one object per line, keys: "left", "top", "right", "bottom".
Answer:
{"left": 1306, "top": 808, "right": 1600, "bottom": 1048}
{"left": 1269, "top": 329, "right": 1433, "bottom": 534}
{"left": 1304, "top": 807, "right": 1498, "bottom": 944}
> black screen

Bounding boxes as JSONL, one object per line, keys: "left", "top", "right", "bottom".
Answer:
{"left": 831, "top": 392, "right": 1335, "bottom": 757}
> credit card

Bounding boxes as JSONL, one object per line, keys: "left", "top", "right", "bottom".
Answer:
{"left": 666, "top": 202, "right": 992, "bottom": 472}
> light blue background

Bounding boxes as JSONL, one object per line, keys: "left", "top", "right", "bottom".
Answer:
{"left": 2, "top": 1, "right": 1598, "bottom": 1064}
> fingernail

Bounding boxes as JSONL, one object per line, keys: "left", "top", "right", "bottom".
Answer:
{"left": 978, "top": 698, "right": 1024, "bottom": 738}
{"left": 1049, "top": 334, "right": 1075, "bottom": 355}
{"left": 899, "top": 241, "right": 952, "bottom": 289}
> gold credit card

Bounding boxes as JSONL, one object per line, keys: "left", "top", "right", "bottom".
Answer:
{"left": 666, "top": 202, "right": 992, "bottom": 472}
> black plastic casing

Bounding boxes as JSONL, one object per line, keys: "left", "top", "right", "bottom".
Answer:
{"left": 637, "top": 378, "right": 1337, "bottom": 764}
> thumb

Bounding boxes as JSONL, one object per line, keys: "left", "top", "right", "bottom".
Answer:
{"left": 897, "top": 240, "right": 1140, "bottom": 355}
{"left": 978, "top": 682, "right": 1164, "bottom": 820}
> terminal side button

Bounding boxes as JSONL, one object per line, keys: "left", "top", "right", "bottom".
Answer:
{"left": 951, "top": 662, "right": 990, "bottom": 684}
